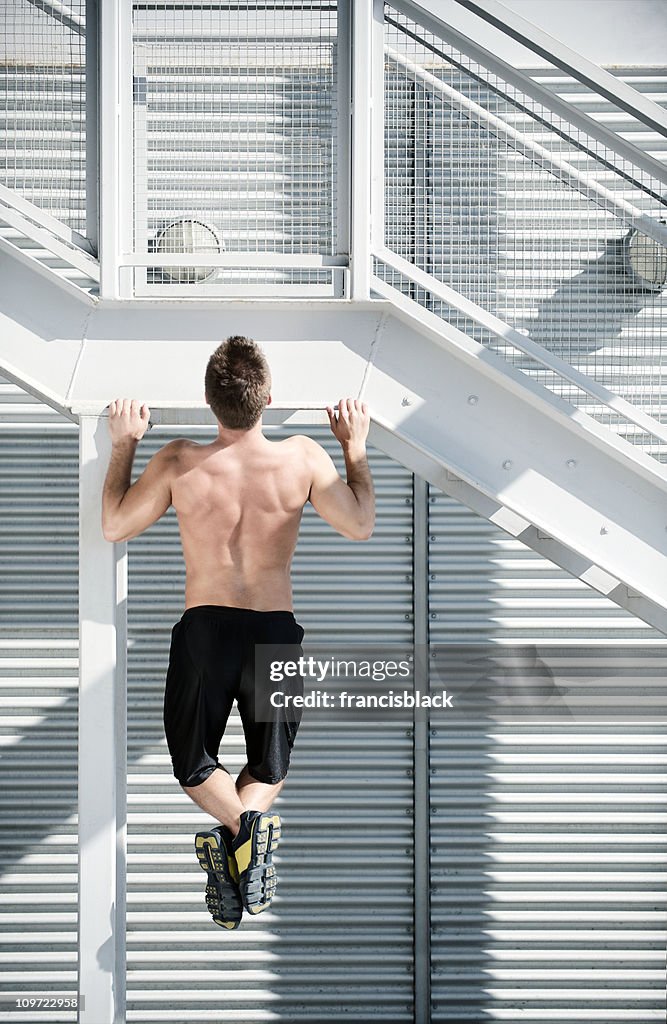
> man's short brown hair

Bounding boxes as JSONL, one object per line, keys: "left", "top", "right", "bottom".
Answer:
{"left": 204, "top": 336, "right": 271, "bottom": 430}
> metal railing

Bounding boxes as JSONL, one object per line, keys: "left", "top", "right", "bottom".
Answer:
{"left": 372, "top": 0, "right": 667, "bottom": 461}
{"left": 0, "top": 0, "right": 98, "bottom": 292}
{"left": 0, "top": 0, "right": 87, "bottom": 231}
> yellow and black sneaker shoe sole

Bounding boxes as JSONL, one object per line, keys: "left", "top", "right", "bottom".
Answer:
{"left": 194, "top": 829, "right": 242, "bottom": 930}
{"left": 234, "top": 812, "right": 281, "bottom": 916}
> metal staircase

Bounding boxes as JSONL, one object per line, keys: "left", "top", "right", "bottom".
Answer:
{"left": 0, "top": 193, "right": 99, "bottom": 302}
{"left": 0, "top": 0, "right": 666, "bottom": 629}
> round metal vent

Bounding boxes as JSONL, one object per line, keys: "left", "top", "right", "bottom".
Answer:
{"left": 153, "top": 218, "right": 222, "bottom": 284}
{"left": 624, "top": 225, "right": 667, "bottom": 292}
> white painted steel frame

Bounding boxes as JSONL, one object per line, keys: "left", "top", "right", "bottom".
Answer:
{"left": 336, "top": 0, "right": 352, "bottom": 278}
{"left": 99, "top": 0, "right": 133, "bottom": 300}
{"left": 351, "top": 0, "right": 384, "bottom": 297}
{"left": 124, "top": 254, "right": 349, "bottom": 268}
{"left": 390, "top": 0, "right": 667, "bottom": 193}
{"left": 454, "top": 0, "right": 667, "bottom": 137}
{"left": 385, "top": 44, "right": 667, "bottom": 250}
{"left": 86, "top": 0, "right": 99, "bottom": 252}
{"left": 0, "top": 183, "right": 95, "bottom": 255}
{"left": 4, "top": 252, "right": 667, "bottom": 628}
{"left": 78, "top": 416, "right": 127, "bottom": 1024}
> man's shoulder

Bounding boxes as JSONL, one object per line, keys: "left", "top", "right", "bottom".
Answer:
{"left": 281, "top": 434, "right": 323, "bottom": 452}
{"left": 279, "top": 434, "right": 328, "bottom": 464}
{"left": 156, "top": 438, "right": 196, "bottom": 462}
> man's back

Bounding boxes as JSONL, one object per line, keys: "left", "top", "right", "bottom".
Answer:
{"left": 172, "top": 433, "right": 311, "bottom": 611}
{"left": 101, "top": 349, "right": 377, "bottom": 923}
{"left": 102, "top": 395, "right": 374, "bottom": 613}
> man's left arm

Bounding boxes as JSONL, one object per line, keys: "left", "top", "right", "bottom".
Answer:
{"left": 102, "top": 398, "right": 179, "bottom": 543}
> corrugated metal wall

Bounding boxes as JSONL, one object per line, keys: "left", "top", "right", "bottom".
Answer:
{"left": 0, "top": 380, "right": 79, "bottom": 1023}
{"left": 3, "top": 375, "right": 666, "bottom": 1021}
{"left": 428, "top": 491, "right": 667, "bottom": 1023}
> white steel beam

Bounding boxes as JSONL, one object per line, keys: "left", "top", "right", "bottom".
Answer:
{"left": 362, "top": 300, "right": 667, "bottom": 634}
{"left": 350, "top": 0, "right": 373, "bottom": 298}
{"left": 371, "top": 0, "right": 385, "bottom": 251}
{"left": 3, "top": 245, "right": 667, "bottom": 632}
{"left": 453, "top": 0, "right": 667, "bottom": 137}
{"left": 78, "top": 416, "right": 127, "bottom": 1024}
{"left": 85, "top": 0, "right": 99, "bottom": 252}
{"left": 369, "top": 422, "right": 667, "bottom": 633}
{"left": 336, "top": 0, "right": 352, "bottom": 282}
{"left": 99, "top": 0, "right": 133, "bottom": 299}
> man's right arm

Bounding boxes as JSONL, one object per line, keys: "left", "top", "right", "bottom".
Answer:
{"left": 304, "top": 398, "right": 375, "bottom": 541}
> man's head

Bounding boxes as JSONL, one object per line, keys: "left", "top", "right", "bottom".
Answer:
{"left": 204, "top": 335, "right": 272, "bottom": 430}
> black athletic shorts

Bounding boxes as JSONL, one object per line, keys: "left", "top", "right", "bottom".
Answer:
{"left": 163, "top": 604, "right": 305, "bottom": 787}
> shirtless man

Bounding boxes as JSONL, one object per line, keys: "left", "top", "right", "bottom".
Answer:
{"left": 101, "top": 335, "right": 374, "bottom": 929}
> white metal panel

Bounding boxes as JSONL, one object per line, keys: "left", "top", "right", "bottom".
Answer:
{"left": 124, "top": 423, "right": 416, "bottom": 1022}
{"left": 0, "top": 376, "right": 79, "bottom": 1023}
{"left": 427, "top": 490, "right": 667, "bottom": 1023}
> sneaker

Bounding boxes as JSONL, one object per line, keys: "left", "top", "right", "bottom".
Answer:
{"left": 194, "top": 825, "right": 243, "bottom": 929}
{"left": 232, "top": 810, "right": 281, "bottom": 915}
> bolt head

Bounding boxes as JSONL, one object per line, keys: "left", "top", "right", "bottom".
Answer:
{"left": 502, "top": 459, "right": 512, "bottom": 470}
{"left": 467, "top": 394, "right": 479, "bottom": 405}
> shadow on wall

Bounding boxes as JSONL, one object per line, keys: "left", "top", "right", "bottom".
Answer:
{"left": 517, "top": 235, "right": 664, "bottom": 363}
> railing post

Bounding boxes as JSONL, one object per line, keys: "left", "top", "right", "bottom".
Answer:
{"left": 77, "top": 416, "right": 127, "bottom": 1024}
{"left": 351, "top": 0, "right": 383, "bottom": 299}
{"left": 99, "top": 0, "right": 133, "bottom": 299}
{"left": 85, "top": 0, "right": 98, "bottom": 252}
{"left": 371, "top": 0, "right": 385, "bottom": 252}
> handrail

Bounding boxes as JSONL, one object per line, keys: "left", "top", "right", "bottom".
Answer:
{"left": 390, "top": 0, "right": 667, "bottom": 194}
{"left": 122, "top": 253, "right": 348, "bottom": 268}
{"left": 452, "top": 0, "right": 667, "bottom": 137}
{"left": 0, "top": 183, "right": 94, "bottom": 255}
{"left": 0, "top": 202, "right": 100, "bottom": 281}
{"left": 386, "top": 44, "right": 667, "bottom": 249}
{"left": 26, "top": 0, "right": 85, "bottom": 37}
{"left": 373, "top": 245, "right": 667, "bottom": 450}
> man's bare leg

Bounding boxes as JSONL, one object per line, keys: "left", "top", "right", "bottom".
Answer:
{"left": 235, "top": 764, "right": 285, "bottom": 812}
{"left": 182, "top": 767, "right": 246, "bottom": 836}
